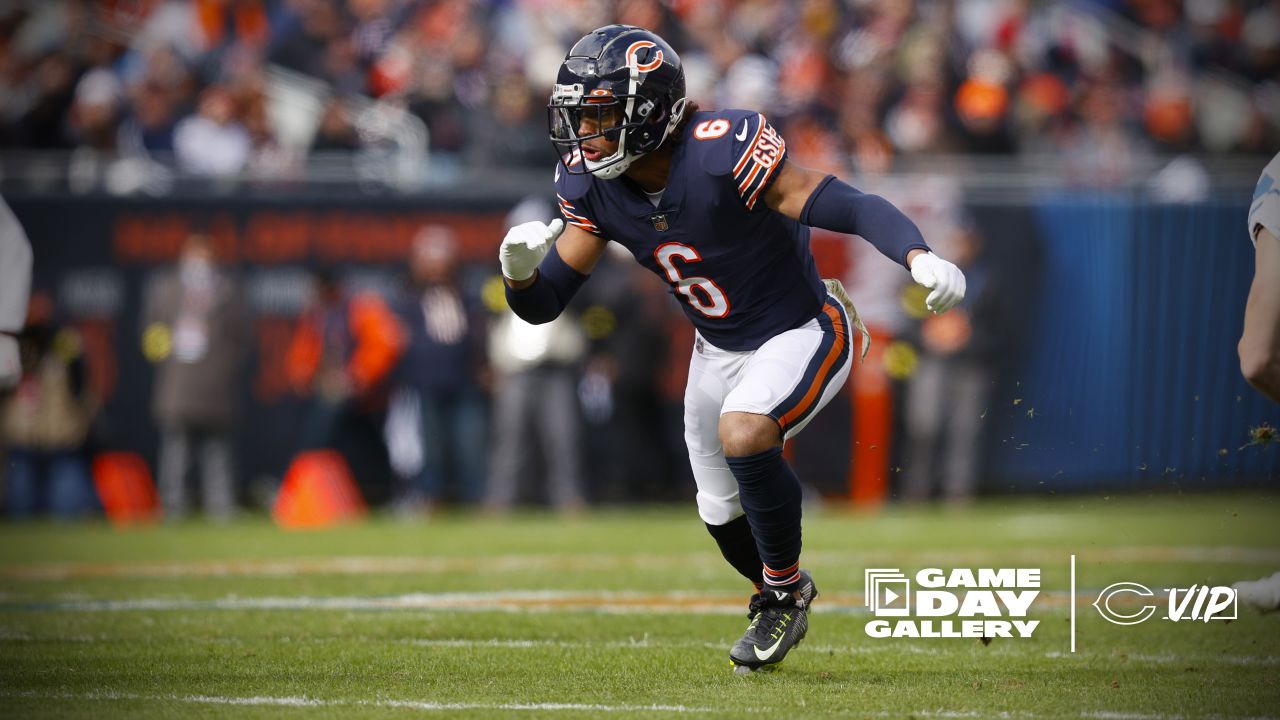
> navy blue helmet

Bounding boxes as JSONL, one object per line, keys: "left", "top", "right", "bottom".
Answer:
{"left": 548, "top": 25, "right": 687, "bottom": 179}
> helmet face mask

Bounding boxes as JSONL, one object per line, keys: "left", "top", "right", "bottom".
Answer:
{"left": 549, "top": 85, "right": 647, "bottom": 178}
{"left": 548, "top": 25, "right": 686, "bottom": 180}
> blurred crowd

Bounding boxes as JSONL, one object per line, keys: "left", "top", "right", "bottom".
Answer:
{"left": 1, "top": 0, "right": 1277, "bottom": 181}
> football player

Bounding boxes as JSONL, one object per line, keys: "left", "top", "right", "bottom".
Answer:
{"left": 1233, "top": 151, "right": 1280, "bottom": 613}
{"left": 499, "top": 25, "right": 966, "bottom": 672}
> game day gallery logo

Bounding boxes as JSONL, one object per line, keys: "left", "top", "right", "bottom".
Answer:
{"left": 863, "top": 567, "right": 1041, "bottom": 639}
{"left": 862, "top": 559, "right": 1242, "bottom": 647}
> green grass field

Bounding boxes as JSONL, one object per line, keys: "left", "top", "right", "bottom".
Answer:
{"left": 1, "top": 493, "right": 1278, "bottom": 719}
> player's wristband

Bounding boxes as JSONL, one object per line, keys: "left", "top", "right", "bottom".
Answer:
{"left": 504, "top": 245, "right": 588, "bottom": 324}
{"left": 800, "top": 175, "right": 931, "bottom": 268}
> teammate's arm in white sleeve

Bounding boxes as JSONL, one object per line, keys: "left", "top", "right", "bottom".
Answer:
{"left": 1240, "top": 154, "right": 1280, "bottom": 402}
{"left": 0, "top": 195, "right": 33, "bottom": 390}
{"left": 1240, "top": 226, "right": 1280, "bottom": 402}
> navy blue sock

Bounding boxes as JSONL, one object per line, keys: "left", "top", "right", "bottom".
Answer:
{"left": 705, "top": 515, "right": 764, "bottom": 590}
{"left": 725, "top": 446, "right": 803, "bottom": 590}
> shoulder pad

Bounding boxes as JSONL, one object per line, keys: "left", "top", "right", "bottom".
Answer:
{"left": 552, "top": 154, "right": 605, "bottom": 237}
{"left": 692, "top": 109, "right": 768, "bottom": 177}
{"left": 692, "top": 109, "right": 788, "bottom": 210}
{"left": 553, "top": 153, "right": 594, "bottom": 201}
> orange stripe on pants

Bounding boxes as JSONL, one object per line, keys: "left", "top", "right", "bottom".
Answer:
{"left": 778, "top": 304, "right": 847, "bottom": 430}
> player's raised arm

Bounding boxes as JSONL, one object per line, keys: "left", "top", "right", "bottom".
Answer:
{"left": 1240, "top": 226, "right": 1280, "bottom": 401}
{"left": 764, "top": 162, "right": 966, "bottom": 314}
{"left": 500, "top": 218, "right": 607, "bottom": 324}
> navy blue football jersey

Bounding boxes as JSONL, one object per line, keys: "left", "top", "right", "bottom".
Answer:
{"left": 553, "top": 109, "right": 825, "bottom": 352}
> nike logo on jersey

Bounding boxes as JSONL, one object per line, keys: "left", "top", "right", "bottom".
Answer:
{"left": 735, "top": 119, "right": 749, "bottom": 142}
{"left": 753, "top": 634, "right": 785, "bottom": 661}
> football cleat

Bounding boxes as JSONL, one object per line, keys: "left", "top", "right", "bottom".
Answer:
{"left": 729, "top": 570, "right": 818, "bottom": 673}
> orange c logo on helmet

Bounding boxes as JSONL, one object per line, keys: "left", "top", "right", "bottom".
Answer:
{"left": 626, "top": 40, "right": 663, "bottom": 73}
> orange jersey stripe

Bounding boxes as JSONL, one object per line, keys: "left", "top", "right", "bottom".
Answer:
{"left": 745, "top": 146, "right": 785, "bottom": 209}
{"left": 778, "top": 304, "right": 846, "bottom": 428}
{"left": 557, "top": 200, "right": 599, "bottom": 230}
{"left": 560, "top": 208, "right": 597, "bottom": 227}
{"left": 737, "top": 161, "right": 765, "bottom": 196}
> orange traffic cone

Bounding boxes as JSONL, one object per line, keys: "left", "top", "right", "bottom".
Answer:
{"left": 92, "top": 452, "right": 160, "bottom": 527}
{"left": 272, "top": 450, "right": 366, "bottom": 529}
{"left": 850, "top": 327, "right": 893, "bottom": 509}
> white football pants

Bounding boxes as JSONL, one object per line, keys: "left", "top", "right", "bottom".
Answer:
{"left": 684, "top": 292, "right": 855, "bottom": 525}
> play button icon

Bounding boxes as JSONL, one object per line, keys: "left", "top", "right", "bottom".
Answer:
{"left": 878, "top": 581, "right": 908, "bottom": 611}
{"left": 864, "top": 569, "right": 912, "bottom": 616}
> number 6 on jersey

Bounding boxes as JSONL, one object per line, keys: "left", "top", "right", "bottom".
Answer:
{"left": 654, "top": 242, "right": 730, "bottom": 318}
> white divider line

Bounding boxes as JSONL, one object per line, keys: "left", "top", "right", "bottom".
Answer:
{"left": 1070, "top": 553, "right": 1077, "bottom": 653}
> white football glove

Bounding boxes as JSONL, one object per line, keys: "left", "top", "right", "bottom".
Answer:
{"left": 500, "top": 218, "right": 565, "bottom": 282}
{"left": 910, "top": 251, "right": 967, "bottom": 314}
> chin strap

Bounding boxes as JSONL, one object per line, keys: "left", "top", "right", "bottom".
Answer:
{"left": 586, "top": 147, "right": 634, "bottom": 179}
{"left": 662, "top": 97, "right": 689, "bottom": 145}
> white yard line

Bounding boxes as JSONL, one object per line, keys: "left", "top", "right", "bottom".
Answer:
{"left": 1041, "top": 650, "right": 1279, "bottom": 667}
{"left": 5, "top": 630, "right": 1272, "bottom": 668}
{"left": 1076, "top": 714, "right": 1276, "bottom": 720}
{"left": 5, "top": 546, "right": 1278, "bottom": 581}
{"left": 0, "top": 630, "right": 959, "bottom": 656}
{"left": 0, "top": 689, "right": 724, "bottom": 714}
{"left": 2, "top": 586, "right": 1219, "bottom": 615}
{"left": 13, "top": 589, "right": 759, "bottom": 614}
{"left": 6, "top": 588, "right": 1104, "bottom": 615}
{"left": 1, "top": 690, "right": 1272, "bottom": 719}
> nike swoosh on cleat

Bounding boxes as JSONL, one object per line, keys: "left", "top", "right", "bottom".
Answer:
{"left": 735, "top": 119, "right": 749, "bottom": 142}
{"left": 753, "top": 635, "right": 786, "bottom": 661}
